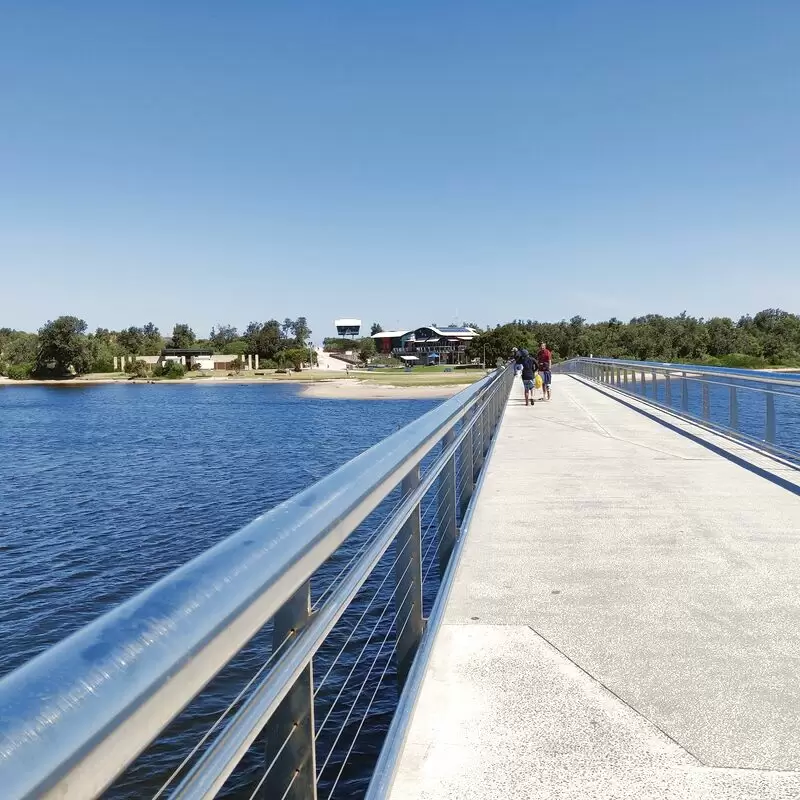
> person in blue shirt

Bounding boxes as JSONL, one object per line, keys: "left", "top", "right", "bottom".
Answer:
{"left": 512, "top": 347, "right": 524, "bottom": 378}
{"left": 519, "top": 349, "right": 539, "bottom": 406}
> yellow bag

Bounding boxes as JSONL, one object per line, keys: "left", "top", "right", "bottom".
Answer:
{"left": 535, "top": 373, "right": 543, "bottom": 389}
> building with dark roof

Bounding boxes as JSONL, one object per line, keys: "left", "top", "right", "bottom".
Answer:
{"left": 371, "top": 325, "right": 479, "bottom": 365}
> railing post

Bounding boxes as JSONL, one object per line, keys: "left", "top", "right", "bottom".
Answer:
{"left": 729, "top": 385, "right": 738, "bottom": 430}
{"left": 394, "top": 467, "right": 424, "bottom": 687}
{"left": 482, "top": 400, "right": 491, "bottom": 456}
{"left": 765, "top": 390, "right": 776, "bottom": 444}
{"left": 459, "top": 406, "right": 474, "bottom": 516}
{"left": 702, "top": 383, "right": 710, "bottom": 420}
{"left": 474, "top": 401, "right": 485, "bottom": 477}
{"left": 681, "top": 372, "right": 688, "bottom": 411}
{"left": 640, "top": 369, "right": 646, "bottom": 397}
{"left": 651, "top": 370, "right": 657, "bottom": 402}
{"left": 623, "top": 369, "right": 628, "bottom": 388}
{"left": 665, "top": 373, "right": 672, "bottom": 406}
{"left": 264, "top": 583, "right": 317, "bottom": 800}
{"left": 438, "top": 430, "right": 457, "bottom": 575}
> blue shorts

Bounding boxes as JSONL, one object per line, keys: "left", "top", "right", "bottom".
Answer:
{"left": 542, "top": 370, "right": 552, "bottom": 386}
{"left": 523, "top": 379, "right": 535, "bottom": 390}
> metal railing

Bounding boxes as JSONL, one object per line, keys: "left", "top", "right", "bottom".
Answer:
{"left": 556, "top": 357, "right": 800, "bottom": 463}
{"left": 0, "top": 365, "right": 514, "bottom": 800}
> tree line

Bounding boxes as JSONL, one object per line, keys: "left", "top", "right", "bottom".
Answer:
{"left": 5, "top": 309, "right": 799, "bottom": 379}
{"left": 466, "top": 309, "right": 800, "bottom": 369}
{"left": 0, "top": 316, "right": 315, "bottom": 379}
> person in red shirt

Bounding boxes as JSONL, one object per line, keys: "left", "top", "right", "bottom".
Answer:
{"left": 536, "top": 342, "right": 552, "bottom": 400}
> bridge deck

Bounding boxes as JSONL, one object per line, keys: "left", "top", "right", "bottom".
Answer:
{"left": 389, "top": 375, "right": 800, "bottom": 799}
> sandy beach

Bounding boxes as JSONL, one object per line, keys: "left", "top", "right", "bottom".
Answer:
{"left": 0, "top": 374, "right": 472, "bottom": 399}
{"left": 300, "top": 379, "right": 469, "bottom": 399}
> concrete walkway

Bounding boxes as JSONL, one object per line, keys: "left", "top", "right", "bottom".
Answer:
{"left": 390, "top": 375, "right": 800, "bottom": 799}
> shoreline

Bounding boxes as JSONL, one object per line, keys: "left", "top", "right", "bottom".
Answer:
{"left": 299, "top": 379, "right": 469, "bottom": 399}
{"left": 0, "top": 375, "right": 471, "bottom": 399}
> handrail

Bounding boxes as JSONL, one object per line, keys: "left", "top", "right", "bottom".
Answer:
{"left": 0, "top": 364, "right": 514, "bottom": 800}
{"left": 364, "top": 376, "right": 509, "bottom": 799}
{"left": 562, "top": 356, "right": 800, "bottom": 389}
{"left": 556, "top": 357, "right": 800, "bottom": 464}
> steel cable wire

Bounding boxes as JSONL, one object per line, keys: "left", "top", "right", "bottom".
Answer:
{"left": 313, "top": 539, "right": 412, "bottom": 698}
{"left": 245, "top": 721, "right": 299, "bottom": 800}
{"left": 311, "top": 486, "right": 412, "bottom": 613}
{"left": 316, "top": 602, "right": 414, "bottom": 786}
{"left": 150, "top": 628, "right": 295, "bottom": 799}
{"left": 314, "top": 580, "right": 414, "bottom": 745}
{"left": 326, "top": 611, "right": 412, "bottom": 799}
{"left": 278, "top": 769, "right": 300, "bottom": 800}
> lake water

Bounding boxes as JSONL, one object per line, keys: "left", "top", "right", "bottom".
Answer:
{"left": 621, "top": 371, "right": 800, "bottom": 459}
{"left": 0, "top": 383, "right": 445, "bottom": 798}
{"left": 4, "top": 374, "right": 797, "bottom": 798}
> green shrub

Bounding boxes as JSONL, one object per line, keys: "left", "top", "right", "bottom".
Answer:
{"left": 6, "top": 363, "right": 33, "bottom": 380}
{"left": 153, "top": 361, "right": 186, "bottom": 379}
{"left": 125, "top": 359, "right": 151, "bottom": 378}
{"left": 90, "top": 356, "right": 116, "bottom": 373}
{"left": 717, "top": 353, "right": 767, "bottom": 369}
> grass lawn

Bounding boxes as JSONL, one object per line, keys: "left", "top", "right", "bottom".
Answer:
{"left": 66, "top": 366, "right": 488, "bottom": 388}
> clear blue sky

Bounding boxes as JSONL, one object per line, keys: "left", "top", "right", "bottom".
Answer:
{"left": 1, "top": 1, "right": 798, "bottom": 340}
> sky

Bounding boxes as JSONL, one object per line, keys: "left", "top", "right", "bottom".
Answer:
{"left": 1, "top": 1, "right": 798, "bottom": 340}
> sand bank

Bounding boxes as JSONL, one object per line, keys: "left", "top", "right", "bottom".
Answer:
{"left": 0, "top": 375, "right": 471, "bottom": 398}
{"left": 300, "top": 379, "right": 469, "bottom": 399}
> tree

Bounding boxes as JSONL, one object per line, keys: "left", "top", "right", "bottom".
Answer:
{"left": 370, "top": 322, "right": 384, "bottom": 336}
{"left": 277, "top": 317, "right": 312, "bottom": 346}
{"left": 209, "top": 323, "right": 239, "bottom": 351}
{"left": 257, "top": 320, "right": 283, "bottom": 360}
{"left": 243, "top": 321, "right": 262, "bottom": 353}
{"left": 1, "top": 331, "right": 38, "bottom": 369}
{"left": 292, "top": 316, "right": 311, "bottom": 346}
{"left": 467, "top": 324, "right": 535, "bottom": 366}
{"left": 116, "top": 326, "right": 144, "bottom": 354}
{"left": 357, "top": 337, "right": 376, "bottom": 364}
{"left": 141, "top": 322, "right": 163, "bottom": 355}
{"left": 170, "top": 323, "right": 195, "bottom": 349}
{"left": 87, "top": 335, "right": 116, "bottom": 372}
{"left": 225, "top": 339, "right": 248, "bottom": 356}
{"left": 283, "top": 347, "right": 308, "bottom": 371}
{"left": 35, "top": 316, "right": 92, "bottom": 376}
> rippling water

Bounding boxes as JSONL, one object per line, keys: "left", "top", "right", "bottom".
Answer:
{"left": 7, "top": 373, "right": 795, "bottom": 798}
{"left": 624, "top": 372, "right": 800, "bottom": 458}
{"left": 0, "top": 383, "right": 443, "bottom": 798}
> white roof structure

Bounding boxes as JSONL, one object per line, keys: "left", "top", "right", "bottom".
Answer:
{"left": 371, "top": 329, "right": 409, "bottom": 339}
{"left": 334, "top": 319, "right": 362, "bottom": 328}
{"left": 371, "top": 326, "right": 478, "bottom": 340}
